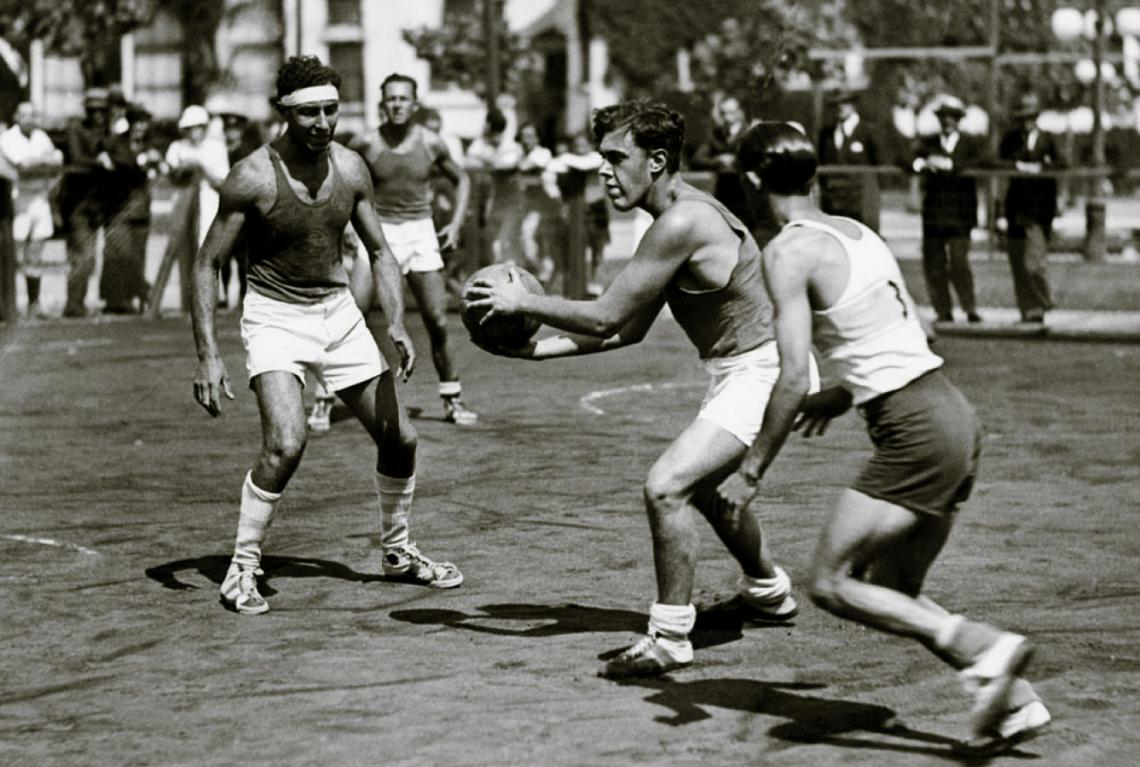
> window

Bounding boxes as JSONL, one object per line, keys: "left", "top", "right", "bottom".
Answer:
{"left": 327, "top": 0, "right": 361, "bottom": 26}
{"left": 328, "top": 42, "right": 364, "bottom": 103}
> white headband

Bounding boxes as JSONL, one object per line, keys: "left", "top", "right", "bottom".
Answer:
{"left": 278, "top": 85, "right": 340, "bottom": 107}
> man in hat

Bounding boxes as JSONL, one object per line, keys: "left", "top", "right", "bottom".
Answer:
{"left": 60, "top": 87, "right": 113, "bottom": 317}
{"left": 816, "top": 89, "right": 882, "bottom": 230}
{"left": 999, "top": 93, "right": 1059, "bottom": 323}
{"left": 912, "top": 95, "right": 985, "bottom": 323}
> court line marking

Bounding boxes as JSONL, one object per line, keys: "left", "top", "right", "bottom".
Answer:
{"left": 2, "top": 534, "right": 101, "bottom": 557}
{"left": 579, "top": 381, "right": 702, "bottom": 416}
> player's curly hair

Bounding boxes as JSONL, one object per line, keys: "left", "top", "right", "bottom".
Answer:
{"left": 592, "top": 101, "right": 685, "bottom": 173}
{"left": 737, "top": 121, "right": 817, "bottom": 196}
{"left": 275, "top": 55, "right": 342, "bottom": 100}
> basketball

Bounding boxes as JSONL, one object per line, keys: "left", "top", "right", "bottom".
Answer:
{"left": 461, "top": 264, "right": 545, "bottom": 348}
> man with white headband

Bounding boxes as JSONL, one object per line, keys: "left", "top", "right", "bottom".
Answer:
{"left": 190, "top": 55, "right": 464, "bottom": 615}
{"left": 329, "top": 72, "right": 477, "bottom": 428}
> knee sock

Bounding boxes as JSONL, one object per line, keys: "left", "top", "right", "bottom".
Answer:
{"left": 934, "top": 614, "right": 1005, "bottom": 668}
{"left": 737, "top": 566, "right": 792, "bottom": 606}
{"left": 233, "top": 472, "right": 280, "bottom": 569}
{"left": 648, "top": 602, "right": 696, "bottom": 642}
{"left": 377, "top": 472, "right": 415, "bottom": 550}
{"left": 439, "top": 381, "right": 461, "bottom": 400}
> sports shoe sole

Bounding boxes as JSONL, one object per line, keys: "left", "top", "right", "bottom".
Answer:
{"left": 598, "top": 655, "right": 691, "bottom": 679}
{"left": 964, "top": 635, "right": 1036, "bottom": 738}
{"left": 218, "top": 594, "right": 270, "bottom": 615}
{"left": 700, "top": 594, "right": 798, "bottom": 626}
{"left": 954, "top": 715, "right": 1050, "bottom": 757}
{"left": 381, "top": 565, "right": 464, "bottom": 589}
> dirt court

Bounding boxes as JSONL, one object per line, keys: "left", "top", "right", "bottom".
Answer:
{"left": 1, "top": 312, "right": 1138, "bottom": 767}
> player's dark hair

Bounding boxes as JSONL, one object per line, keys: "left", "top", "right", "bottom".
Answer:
{"left": 592, "top": 100, "right": 685, "bottom": 173}
{"left": 737, "top": 121, "right": 817, "bottom": 196}
{"left": 381, "top": 72, "right": 418, "bottom": 99}
{"left": 275, "top": 55, "right": 341, "bottom": 100}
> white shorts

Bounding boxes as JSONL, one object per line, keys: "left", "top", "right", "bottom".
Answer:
{"left": 366, "top": 218, "right": 444, "bottom": 275}
{"left": 697, "top": 342, "right": 820, "bottom": 446}
{"left": 13, "top": 194, "right": 53, "bottom": 242}
{"left": 240, "top": 288, "right": 386, "bottom": 391}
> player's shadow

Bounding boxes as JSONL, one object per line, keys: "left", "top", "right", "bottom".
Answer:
{"left": 610, "top": 676, "right": 1032, "bottom": 762}
{"left": 145, "top": 553, "right": 383, "bottom": 597}
{"left": 389, "top": 600, "right": 788, "bottom": 651}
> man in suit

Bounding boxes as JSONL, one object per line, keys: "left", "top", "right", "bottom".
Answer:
{"left": 817, "top": 89, "right": 881, "bottom": 230}
{"left": 692, "top": 96, "right": 754, "bottom": 229}
{"left": 913, "top": 95, "right": 984, "bottom": 323}
{"left": 999, "top": 93, "right": 1058, "bottom": 323}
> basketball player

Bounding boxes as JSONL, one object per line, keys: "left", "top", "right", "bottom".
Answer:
{"left": 716, "top": 122, "right": 1049, "bottom": 751}
{"left": 466, "top": 101, "right": 803, "bottom": 678}
{"left": 191, "top": 56, "right": 463, "bottom": 615}
{"left": 345, "top": 72, "right": 476, "bottom": 426}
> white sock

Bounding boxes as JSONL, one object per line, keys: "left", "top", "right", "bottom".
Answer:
{"left": 233, "top": 472, "right": 280, "bottom": 569}
{"left": 648, "top": 602, "right": 696, "bottom": 641}
{"left": 737, "top": 566, "right": 792, "bottom": 605}
{"left": 377, "top": 472, "right": 415, "bottom": 550}
{"left": 439, "top": 381, "right": 461, "bottom": 399}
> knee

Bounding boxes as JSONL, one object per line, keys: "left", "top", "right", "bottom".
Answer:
{"left": 808, "top": 567, "right": 848, "bottom": 615}
{"left": 379, "top": 416, "right": 417, "bottom": 456}
{"left": 264, "top": 433, "right": 307, "bottom": 471}
{"left": 643, "top": 470, "right": 687, "bottom": 516}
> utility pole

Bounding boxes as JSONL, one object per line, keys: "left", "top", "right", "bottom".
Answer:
{"left": 1086, "top": 0, "right": 1108, "bottom": 261}
{"left": 483, "top": 0, "right": 501, "bottom": 111}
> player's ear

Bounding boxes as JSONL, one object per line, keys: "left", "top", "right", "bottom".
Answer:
{"left": 648, "top": 147, "right": 669, "bottom": 175}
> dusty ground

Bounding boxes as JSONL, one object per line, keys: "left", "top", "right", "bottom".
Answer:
{"left": 1, "top": 312, "right": 1138, "bottom": 767}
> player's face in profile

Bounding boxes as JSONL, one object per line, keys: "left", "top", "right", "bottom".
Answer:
{"left": 381, "top": 81, "right": 416, "bottom": 125}
{"left": 598, "top": 129, "right": 652, "bottom": 211}
{"left": 287, "top": 100, "right": 338, "bottom": 152}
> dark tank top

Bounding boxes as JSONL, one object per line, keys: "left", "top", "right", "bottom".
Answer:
{"left": 367, "top": 125, "right": 438, "bottom": 223}
{"left": 245, "top": 147, "right": 354, "bottom": 304}
{"left": 663, "top": 192, "right": 774, "bottom": 359}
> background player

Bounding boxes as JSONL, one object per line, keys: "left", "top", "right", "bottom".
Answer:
{"left": 718, "top": 122, "right": 1049, "bottom": 752}
{"left": 191, "top": 56, "right": 462, "bottom": 615}
{"left": 466, "top": 101, "right": 801, "bottom": 678}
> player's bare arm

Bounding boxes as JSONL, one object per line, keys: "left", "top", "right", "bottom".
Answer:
{"left": 428, "top": 131, "right": 470, "bottom": 251}
{"left": 467, "top": 201, "right": 703, "bottom": 337}
{"left": 716, "top": 236, "right": 818, "bottom": 508}
{"left": 341, "top": 146, "right": 417, "bottom": 381}
{"left": 497, "top": 292, "right": 665, "bottom": 361}
{"left": 190, "top": 156, "right": 267, "bottom": 416}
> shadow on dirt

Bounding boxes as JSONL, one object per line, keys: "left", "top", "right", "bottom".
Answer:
{"left": 389, "top": 601, "right": 789, "bottom": 652}
{"left": 145, "top": 554, "right": 383, "bottom": 596}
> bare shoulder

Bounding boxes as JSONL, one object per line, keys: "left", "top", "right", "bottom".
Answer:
{"left": 220, "top": 147, "right": 275, "bottom": 207}
{"left": 332, "top": 142, "right": 371, "bottom": 189}
{"left": 652, "top": 197, "right": 726, "bottom": 246}
{"left": 346, "top": 130, "right": 373, "bottom": 157}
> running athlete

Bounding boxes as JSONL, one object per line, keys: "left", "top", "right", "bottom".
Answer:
{"left": 191, "top": 56, "right": 463, "bottom": 615}
{"left": 346, "top": 72, "right": 476, "bottom": 426}
{"left": 466, "top": 101, "right": 803, "bottom": 678}
{"left": 717, "top": 122, "right": 1049, "bottom": 752}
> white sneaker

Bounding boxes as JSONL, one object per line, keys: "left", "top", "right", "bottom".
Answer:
{"left": 599, "top": 633, "right": 693, "bottom": 679}
{"left": 219, "top": 562, "right": 269, "bottom": 615}
{"left": 307, "top": 397, "right": 334, "bottom": 432}
{"left": 737, "top": 567, "right": 799, "bottom": 622}
{"left": 442, "top": 396, "right": 478, "bottom": 426}
{"left": 382, "top": 542, "right": 464, "bottom": 588}
{"left": 956, "top": 699, "right": 1051, "bottom": 755}
{"left": 960, "top": 633, "right": 1035, "bottom": 738}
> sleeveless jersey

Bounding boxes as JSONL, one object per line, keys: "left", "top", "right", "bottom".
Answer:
{"left": 782, "top": 218, "right": 942, "bottom": 404}
{"left": 363, "top": 125, "right": 439, "bottom": 223}
{"left": 245, "top": 147, "right": 354, "bottom": 304}
{"left": 663, "top": 192, "right": 774, "bottom": 360}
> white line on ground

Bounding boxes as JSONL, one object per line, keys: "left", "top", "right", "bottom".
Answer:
{"left": 2, "top": 534, "right": 101, "bottom": 557}
{"left": 579, "top": 381, "right": 702, "bottom": 416}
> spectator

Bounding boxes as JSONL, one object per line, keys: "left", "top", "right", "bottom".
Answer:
{"left": 516, "top": 122, "right": 556, "bottom": 282}
{"left": 217, "top": 112, "right": 260, "bottom": 307}
{"left": 415, "top": 106, "right": 469, "bottom": 301}
{"left": 816, "top": 88, "right": 882, "bottom": 230}
{"left": 999, "top": 93, "right": 1058, "bottom": 324}
{"left": 60, "top": 88, "right": 112, "bottom": 318}
{"left": 100, "top": 102, "right": 163, "bottom": 314}
{"left": 545, "top": 132, "right": 608, "bottom": 294}
{"left": 0, "top": 101, "right": 63, "bottom": 318}
{"left": 912, "top": 95, "right": 984, "bottom": 323}
{"left": 465, "top": 108, "right": 523, "bottom": 266}
{"left": 692, "top": 96, "right": 753, "bottom": 227}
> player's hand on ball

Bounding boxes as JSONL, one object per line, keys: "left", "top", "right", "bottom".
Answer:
{"left": 194, "top": 353, "right": 234, "bottom": 417}
{"left": 464, "top": 265, "right": 528, "bottom": 320}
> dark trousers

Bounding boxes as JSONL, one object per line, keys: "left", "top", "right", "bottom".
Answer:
{"left": 64, "top": 201, "right": 102, "bottom": 315}
{"left": 1006, "top": 217, "right": 1052, "bottom": 319}
{"left": 100, "top": 218, "right": 149, "bottom": 312}
{"left": 921, "top": 229, "right": 977, "bottom": 320}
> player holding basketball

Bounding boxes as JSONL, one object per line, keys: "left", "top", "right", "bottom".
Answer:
{"left": 191, "top": 56, "right": 462, "bottom": 615}
{"left": 716, "top": 122, "right": 1049, "bottom": 751}
{"left": 466, "top": 100, "right": 802, "bottom": 677}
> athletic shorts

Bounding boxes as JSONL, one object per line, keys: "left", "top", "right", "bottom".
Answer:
{"left": 240, "top": 288, "right": 385, "bottom": 391}
{"left": 13, "top": 194, "right": 53, "bottom": 242}
{"left": 697, "top": 341, "right": 820, "bottom": 446}
{"left": 853, "top": 370, "right": 981, "bottom": 518}
{"left": 365, "top": 218, "right": 444, "bottom": 275}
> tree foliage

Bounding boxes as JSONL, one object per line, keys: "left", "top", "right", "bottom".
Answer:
{"left": 403, "top": 8, "right": 534, "bottom": 96}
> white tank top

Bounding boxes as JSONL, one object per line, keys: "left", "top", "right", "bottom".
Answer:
{"left": 782, "top": 218, "right": 942, "bottom": 404}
